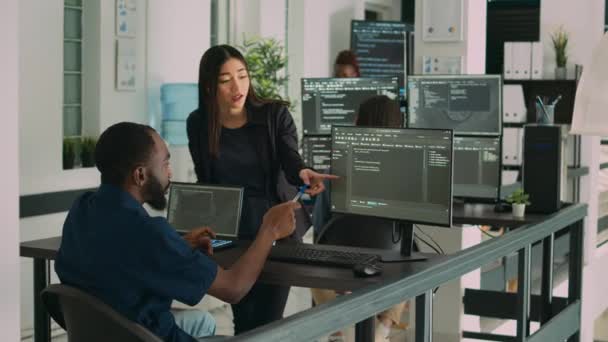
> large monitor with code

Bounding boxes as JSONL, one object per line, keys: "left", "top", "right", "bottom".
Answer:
{"left": 453, "top": 136, "right": 501, "bottom": 201}
{"left": 167, "top": 182, "right": 243, "bottom": 238}
{"left": 350, "top": 20, "right": 411, "bottom": 98}
{"left": 301, "top": 77, "right": 399, "bottom": 135}
{"left": 407, "top": 75, "right": 502, "bottom": 136}
{"left": 330, "top": 126, "right": 453, "bottom": 227}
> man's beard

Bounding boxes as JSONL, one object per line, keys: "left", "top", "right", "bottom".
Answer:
{"left": 143, "top": 175, "right": 169, "bottom": 210}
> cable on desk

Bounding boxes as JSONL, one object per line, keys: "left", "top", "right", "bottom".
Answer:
{"left": 414, "top": 224, "right": 445, "bottom": 254}
{"left": 414, "top": 233, "right": 442, "bottom": 255}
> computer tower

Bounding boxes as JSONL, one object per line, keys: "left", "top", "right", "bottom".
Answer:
{"left": 523, "top": 125, "right": 567, "bottom": 213}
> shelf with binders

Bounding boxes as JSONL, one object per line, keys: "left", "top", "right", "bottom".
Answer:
{"left": 503, "top": 79, "right": 578, "bottom": 124}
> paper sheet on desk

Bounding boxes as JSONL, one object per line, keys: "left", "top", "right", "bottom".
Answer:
{"left": 571, "top": 33, "right": 608, "bottom": 135}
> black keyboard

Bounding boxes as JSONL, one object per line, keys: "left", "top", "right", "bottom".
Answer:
{"left": 269, "top": 244, "right": 380, "bottom": 268}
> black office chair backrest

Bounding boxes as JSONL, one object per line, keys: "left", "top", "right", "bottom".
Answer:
{"left": 41, "top": 284, "right": 163, "bottom": 342}
{"left": 315, "top": 214, "right": 401, "bottom": 250}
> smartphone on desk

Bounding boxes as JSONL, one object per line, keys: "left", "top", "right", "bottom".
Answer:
{"left": 211, "top": 239, "right": 235, "bottom": 251}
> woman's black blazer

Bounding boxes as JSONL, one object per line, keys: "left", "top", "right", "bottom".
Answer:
{"left": 186, "top": 102, "right": 311, "bottom": 238}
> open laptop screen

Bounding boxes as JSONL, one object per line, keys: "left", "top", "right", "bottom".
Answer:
{"left": 167, "top": 182, "right": 244, "bottom": 238}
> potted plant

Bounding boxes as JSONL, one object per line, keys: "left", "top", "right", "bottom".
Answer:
{"left": 239, "top": 36, "right": 294, "bottom": 110}
{"left": 506, "top": 188, "right": 531, "bottom": 218}
{"left": 80, "top": 137, "right": 97, "bottom": 167}
{"left": 63, "top": 138, "right": 77, "bottom": 170}
{"left": 551, "top": 26, "right": 569, "bottom": 79}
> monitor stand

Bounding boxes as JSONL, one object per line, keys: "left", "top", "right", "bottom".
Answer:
{"left": 380, "top": 222, "right": 428, "bottom": 262}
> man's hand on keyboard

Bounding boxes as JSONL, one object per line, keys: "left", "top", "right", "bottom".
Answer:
{"left": 184, "top": 227, "right": 216, "bottom": 255}
{"left": 261, "top": 202, "right": 301, "bottom": 240}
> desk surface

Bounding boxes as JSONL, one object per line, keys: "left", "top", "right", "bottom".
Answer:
{"left": 452, "top": 202, "right": 548, "bottom": 227}
{"left": 19, "top": 236, "right": 446, "bottom": 292}
{"left": 19, "top": 203, "right": 551, "bottom": 291}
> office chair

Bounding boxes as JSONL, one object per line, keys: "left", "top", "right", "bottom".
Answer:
{"left": 41, "top": 284, "right": 225, "bottom": 342}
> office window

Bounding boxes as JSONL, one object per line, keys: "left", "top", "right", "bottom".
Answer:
{"left": 63, "top": 0, "right": 83, "bottom": 138}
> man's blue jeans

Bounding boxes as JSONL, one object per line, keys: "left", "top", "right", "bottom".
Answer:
{"left": 172, "top": 309, "right": 217, "bottom": 339}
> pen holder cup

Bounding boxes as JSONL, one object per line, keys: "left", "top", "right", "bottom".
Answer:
{"left": 535, "top": 103, "right": 555, "bottom": 125}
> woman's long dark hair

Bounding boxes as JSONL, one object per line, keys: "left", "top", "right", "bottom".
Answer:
{"left": 197, "top": 44, "right": 286, "bottom": 158}
{"left": 355, "top": 95, "right": 403, "bottom": 128}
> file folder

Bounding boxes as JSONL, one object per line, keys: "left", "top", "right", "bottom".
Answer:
{"left": 502, "top": 127, "right": 523, "bottom": 166}
{"left": 503, "top": 42, "right": 513, "bottom": 79}
{"left": 503, "top": 84, "right": 527, "bottom": 123}
{"left": 512, "top": 42, "right": 532, "bottom": 80}
{"left": 531, "top": 41, "right": 543, "bottom": 79}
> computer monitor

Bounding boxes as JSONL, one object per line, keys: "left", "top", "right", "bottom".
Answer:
{"left": 407, "top": 75, "right": 502, "bottom": 136}
{"left": 350, "top": 20, "right": 412, "bottom": 98}
{"left": 330, "top": 126, "right": 453, "bottom": 261}
{"left": 453, "top": 136, "right": 501, "bottom": 201}
{"left": 302, "top": 136, "right": 332, "bottom": 172}
{"left": 167, "top": 182, "right": 244, "bottom": 238}
{"left": 301, "top": 77, "right": 399, "bottom": 135}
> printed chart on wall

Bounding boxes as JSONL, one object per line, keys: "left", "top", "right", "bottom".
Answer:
{"left": 116, "top": 38, "right": 136, "bottom": 91}
{"left": 116, "top": 0, "right": 137, "bottom": 37}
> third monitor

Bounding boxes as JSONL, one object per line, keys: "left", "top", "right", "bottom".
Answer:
{"left": 301, "top": 77, "right": 399, "bottom": 135}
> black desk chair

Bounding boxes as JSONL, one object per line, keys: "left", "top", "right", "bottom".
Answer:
{"left": 41, "top": 284, "right": 225, "bottom": 342}
{"left": 316, "top": 214, "right": 415, "bottom": 251}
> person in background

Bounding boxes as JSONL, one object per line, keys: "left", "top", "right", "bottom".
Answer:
{"left": 187, "top": 45, "right": 337, "bottom": 334}
{"left": 334, "top": 50, "right": 361, "bottom": 78}
{"left": 311, "top": 95, "right": 408, "bottom": 342}
{"left": 55, "top": 122, "right": 300, "bottom": 342}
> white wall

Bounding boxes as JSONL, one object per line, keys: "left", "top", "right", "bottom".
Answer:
{"left": 19, "top": 0, "right": 147, "bottom": 196}
{"left": 0, "top": 0, "right": 21, "bottom": 340}
{"left": 19, "top": 0, "right": 148, "bottom": 334}
{"left": 540, "top": 0, "right": 605, "bottom": 79}
{"left": 414, "top": 0, "right": 486, "bottom": 74}
{"left": 539, "top": 1, "right": 606, "bottom": 341}
{"left": 287, "top": 0, "right": 365, "bottom": 132}
{"left": 146, "top": 0, "right": 211, "bottom": 182}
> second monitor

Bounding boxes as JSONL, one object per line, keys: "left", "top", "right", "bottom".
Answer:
{"left": 302, "top": 77, "right": 399, "bottom": 135}
{"left": 407, "top": 75, "right": 502, "bottom": 136}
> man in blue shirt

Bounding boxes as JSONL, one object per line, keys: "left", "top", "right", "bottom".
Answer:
{"left": 55, "top": 122, "right": 299, "bottom": 341}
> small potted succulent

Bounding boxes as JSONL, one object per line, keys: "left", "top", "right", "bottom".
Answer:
{"left": 80, "top": 137, "right": 97, "bottom": 168}
{"left": 506, "top": 188, "right": 531, "bottom": 218}
{"left": 63, "top": 138, "right": 77, "bottom": 170}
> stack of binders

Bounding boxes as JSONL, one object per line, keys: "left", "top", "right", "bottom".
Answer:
{"left": 503, "top": 41, "right": 543, "bottom": 80}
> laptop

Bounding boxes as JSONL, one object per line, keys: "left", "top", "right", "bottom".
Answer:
{"left": 166, "top": 182, "right": 244, "bottom": 240}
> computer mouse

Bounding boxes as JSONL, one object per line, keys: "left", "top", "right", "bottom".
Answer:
{"left": 353, "top": 263, "right": 382, "bottom": 277}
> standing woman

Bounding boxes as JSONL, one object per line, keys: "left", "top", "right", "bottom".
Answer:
{"left": 187, "top": 45, "right": 336, "bottom": 334}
